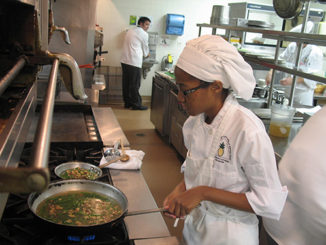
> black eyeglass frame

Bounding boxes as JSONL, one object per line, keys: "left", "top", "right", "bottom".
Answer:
{"left": 177, "top": 81, "right": 211, "bottom": 96}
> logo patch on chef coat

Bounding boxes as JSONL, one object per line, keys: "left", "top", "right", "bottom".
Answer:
{"left": 214, "top": 136, "right": 231, "bottom": 164}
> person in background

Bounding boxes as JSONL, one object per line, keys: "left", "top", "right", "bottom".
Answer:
{"left": 263, "top": 105, "right": 326, "bottom": 245}
{"left": 163, "top": 35, "right": 287, "bottom": 245}
{"left": 120, "top": 17, "right": 150, "bottom": 110}
{"left": 265, "top": 21, "right": 323, "bottom": 106}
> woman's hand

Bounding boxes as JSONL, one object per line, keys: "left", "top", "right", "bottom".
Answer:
{"left": 265, "top": 69, "right": 273, "bottom": 86}
{"left": 164, "top": 186, "right": 204, "bottom": 218}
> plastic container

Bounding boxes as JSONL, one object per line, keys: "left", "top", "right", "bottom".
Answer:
{"left": 269, "top": 104, "right": 296, "bottom": 138}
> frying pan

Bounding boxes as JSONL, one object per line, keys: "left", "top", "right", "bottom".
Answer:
{"left": 27, "top": 180, "right": 165, "bottom": 235}
{"left": 54, "top": 156, "right": 130, "bottom": 180}
{"left": 54, "top": 161, "right": 103, "bottom": 180}
{"left": 273, "top": 0, "right": 304, "bottom": 19}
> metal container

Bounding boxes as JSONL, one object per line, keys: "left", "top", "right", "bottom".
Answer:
{"left": 210, "top": 5, "right": 230, "bottom": 25}
{"left": 54, "top": 161, "right": 102, "bottom": 180}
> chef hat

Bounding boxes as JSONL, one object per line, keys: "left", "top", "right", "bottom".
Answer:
{"left": 290, "top": 21, "right": 314, "bottom": 34}
{"left": 176, "top": 35, "right": 255, "bottom": 100}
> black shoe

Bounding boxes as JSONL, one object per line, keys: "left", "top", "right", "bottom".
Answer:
{"left": 131, "top": 105, "right": 148, "bottom": 110}
{"left": 124, "top": 104, "right": 131, "bottom": 108}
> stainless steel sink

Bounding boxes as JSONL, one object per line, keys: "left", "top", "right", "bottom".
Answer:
{"left": 237, "top": 98, "right": 268, "bottom": 109}
{"left": 142, "top": 59, "right": 158, "bottom": 79}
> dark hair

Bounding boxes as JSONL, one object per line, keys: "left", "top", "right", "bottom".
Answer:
{"left": 138, "top": 17, "right": 151, "bottom": 25}
{"left": 199, "top": 80, "right": 229, "bottom": 96}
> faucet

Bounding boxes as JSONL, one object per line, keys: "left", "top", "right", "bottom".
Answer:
{"left": 48, "top": 9, "right": 71, "bottom": 45}
{"left": 46, "top": 51, "right": 88, "bottom": 101}
{"left": 271, "top": 88, "right": 286, "bottom": 105}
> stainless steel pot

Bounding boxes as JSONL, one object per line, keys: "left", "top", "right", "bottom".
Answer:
{"left": 273, "top": 0, "right": 304, "bottom": 19}
{"left": 210, "top": 5, "right": 230, "bottom": 25}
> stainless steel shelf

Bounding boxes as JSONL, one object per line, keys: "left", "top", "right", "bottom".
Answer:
{"left": 197, "top": 22, "right": 326, "bottom": 85}
{"left": 197, "top": 23, "right": 326, "bottom": 47}
{"left": 243, "top": 56, "right": 326, "bottom": 84}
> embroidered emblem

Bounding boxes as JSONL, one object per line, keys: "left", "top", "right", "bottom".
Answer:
{"left": 215, "top": 136, "right": 231, "bottom": 164}
{"left": 218, "top": 142, "right": 225, "bottom": 157}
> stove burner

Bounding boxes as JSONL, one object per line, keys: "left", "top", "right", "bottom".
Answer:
{"left": 1, "top": 142, "right": 133, "bottom": 245}
{"left": 67, "top": 235, "right": 96, "bottom": 242}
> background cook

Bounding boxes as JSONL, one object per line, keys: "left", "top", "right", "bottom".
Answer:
{"left": 265, "top": 21, "right": 323, "bottom": 106}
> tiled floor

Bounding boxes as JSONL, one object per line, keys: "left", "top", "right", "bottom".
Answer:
{"left": 108, "top": 103, "right": 270, "bottom": 245}
{"left": 108, "top": 103, "right": 185, "bottom": 242}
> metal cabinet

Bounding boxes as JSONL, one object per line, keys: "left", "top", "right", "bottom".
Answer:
{"left": 150, "top": 73, "right": 188, "bottom": 158}
{"left": 150, "top": 76, "right": 165, "bottom": 135}
{"left": 150, "top": 75, "right": 173, "bottom": 137}
{"left": 169, "top": 90, "right": 188, "bottom": 159}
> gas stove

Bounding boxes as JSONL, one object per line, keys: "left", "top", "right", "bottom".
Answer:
{"left": 0, "top": 142, "right": 134, "bottom": 245}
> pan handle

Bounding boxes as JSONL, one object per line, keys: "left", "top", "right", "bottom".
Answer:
{"left": 126, "top": 207, "right": 166, "bottom": 216}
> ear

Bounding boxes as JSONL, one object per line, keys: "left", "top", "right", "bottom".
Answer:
{"left": 211, "top": 81, "right": 224, "bottom": 93}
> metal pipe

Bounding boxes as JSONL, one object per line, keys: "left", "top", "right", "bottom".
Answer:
{"left": 0, "top": 57, "right": 26, "bottom": 97}
{"left": 289, "top": 1, "right": 311, "bottom": 106}
{"left": 268, "top": 39, "right": 282, "bottom": 108}
{"left": 31, "top": 58, "right": 59, "bottom": 169}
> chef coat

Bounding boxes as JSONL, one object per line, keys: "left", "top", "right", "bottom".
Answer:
{"left": 182, "top": 94, "right": 288, "bottom": 245}
{"left": 120, "top": 27, "right": 149, "bottom": 68}
{"left": 263, "top": 106, "right": 326, "bottom": 245}
{"left": 279, "top": 43, "right": 323, "bottom": 106}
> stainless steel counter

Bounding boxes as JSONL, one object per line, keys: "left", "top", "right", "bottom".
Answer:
{"left": 111, "top": 170, "right": 172, "bottom": 240}
{"left": 134, "top": 236, "right": 179, "bottom": 245}
{"left": 93, "top": 107, "right": 129, "bottom": 147}
{"left": 97, "top": 107, "right": 179, "bottom": 244}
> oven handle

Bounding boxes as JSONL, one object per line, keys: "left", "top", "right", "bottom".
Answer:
{"left": 0, "top": 56, "right": 27, "bottom": 97}
{"left": 0, "top": 59, "right": 60, "bottom": 193}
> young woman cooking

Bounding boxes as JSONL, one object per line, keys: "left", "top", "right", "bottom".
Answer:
{"left": 163, "top": 35, "right": 288, "bottom": 245}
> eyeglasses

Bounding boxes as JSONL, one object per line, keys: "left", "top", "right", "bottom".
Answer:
{"left": 177, "top": 82, "right": 210, "bottom": 96}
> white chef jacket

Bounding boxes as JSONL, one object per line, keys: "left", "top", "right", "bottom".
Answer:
{"left": 279, "top": 43, "right": 323, "bottom": 106}
{"left": 120, "top": 27, "right": 149, "bottom": 68}
{"left": 263, "top": 106, "right": 326, "bottom": 245}
{"left": 181, "top": 94, "right": 288, "bottom": 245}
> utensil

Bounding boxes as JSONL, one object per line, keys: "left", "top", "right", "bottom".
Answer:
{"left": 101, "top": 139, "right": 130, "bottom": 168}
{"left": 54, "top": 161, "right": 102, "bottom": 180}
{"left": 126, "top": 207, "right": 166, "bottom": 216}
{"left": 119, "top": 138, "right": 130, "bottom": 162}
{"left": 99, "top": 154, "right": 129, "bottom": 169}
{"left": 273, "top": 0, "right": 304, "bottom": 19}
{"left": 27, "top": 180, "right": 166, "bottom": 234}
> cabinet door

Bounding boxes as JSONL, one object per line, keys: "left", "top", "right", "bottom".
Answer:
{"left": 169, "top": 90, "right": 188, "bottom": 158}
{"left": 150, "top": 77, "right": 165, "bottom": 135}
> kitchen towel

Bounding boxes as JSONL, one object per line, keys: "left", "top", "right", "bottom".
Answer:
{"left": 100, "top": 149, "right": 145, "bottom": 170}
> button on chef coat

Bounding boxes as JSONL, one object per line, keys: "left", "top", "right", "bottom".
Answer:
{"left": 279, "top": 43, "right": 323, "bottom": 106}
{"left": 263, "top": 106, "right": 326, "bottom": 245}
{"left": 182, "top": 94, "right": 287, "bottom": 220}
{"left": 120, "top": 27, "right": 149, "bottom": 68}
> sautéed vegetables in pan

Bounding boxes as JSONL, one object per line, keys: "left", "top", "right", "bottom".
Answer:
{"left": 36, "top": 191, "right": 123, "bottom": 226}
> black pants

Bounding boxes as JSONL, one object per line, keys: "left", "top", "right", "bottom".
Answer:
{"left": 121, "top": 63, "right": 142, "bottom": 107}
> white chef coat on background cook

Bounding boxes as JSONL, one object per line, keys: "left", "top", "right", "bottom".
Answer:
{"left": 279, "top": 42, "right": 323, "bottom": 106}
{"left": 181, "top": 94, "right": 288, "bottom": 245}
{"left": 263, "top": 106, "right": 326, "bottom": 245}
{"left": 120, "top": 27, "right": 149, "bottom": 68}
